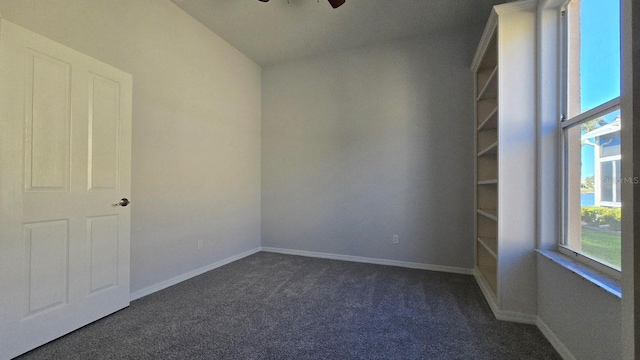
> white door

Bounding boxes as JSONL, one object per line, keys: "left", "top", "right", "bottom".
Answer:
{"left": 0, "top": 19, "right": 132, "bottom": 360}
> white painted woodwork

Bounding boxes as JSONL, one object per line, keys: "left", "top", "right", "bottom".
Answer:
{"left": 25, "top": 52, "right": 72, "bottom": 191}
{"left": 0, "top": 19, "right": 132, "bottom": 360}
{"left": 23, "top": 221, "right": 70, "bottom": 315}
{"left": 472, "top": 0, "right": 538, "bottom": 320}
{"left": 87, "top": 216, "right": 119, "bottom": 294}
{"left": 89, "top": 74, "right": 121, "bottom": 191}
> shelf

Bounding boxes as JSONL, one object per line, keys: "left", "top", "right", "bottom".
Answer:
{"left": 476, "top": 66, "right": 498, "bottom": 100}
{"left": 477, "top": 156, "right": 497, "bottom": 182}
{"left": 477, "top": 32, "right": 497, "bottom": 71}
{"left": 477, "top": 209, "right": 498, "bottom": 221}
{"left": 478, "top": 107, "right": 498, "bottom": 130}
{"left": 477, "top": 214, "right": 497, "bottom": 238}
{"left": 478, "top": 236, "right": 498, "bottom": 258}
{"left": 478, "top": 141, "right": 498, "bottom": 156}
{"left": 477, "top": 127, "right": 497, "bottom": 153}
{"left": 477, "top": 66, "right": 497, "bottom": 95}
{"left": 477, "top": 244, "right": 498, "bottom": 294}
{"left": 477, "top": 263, "right": 498, "bottom": 295}
{"left": 471, "top": 2, "right": 538, "bottom": 320}
{"left": 477, "top": 184, "right": 497, "bottom": 210}
{"left": 477, "top": 98, "right": 497, "bottom": 120}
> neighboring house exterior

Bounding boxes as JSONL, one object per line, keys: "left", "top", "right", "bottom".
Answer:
{"left": 582, "top": 117, "right": 621, "bottom": 207}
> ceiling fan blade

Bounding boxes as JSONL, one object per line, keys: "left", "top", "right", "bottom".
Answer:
{"left": 327, "top": 0, "right": 345, "bottom": 8}
{"left": 256, "top": 0, "right": 345, "bottom": 8}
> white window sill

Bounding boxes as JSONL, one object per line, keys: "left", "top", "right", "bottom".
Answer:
{"left": 536, "top": 249, "right": 621, "bottom": 298}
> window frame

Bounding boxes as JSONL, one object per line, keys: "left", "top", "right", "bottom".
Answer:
{"left": 558, "top": 1, "right": 622, "bottom": 279}
{"left": 599, "top": 155, "right": 622, "bottom": 207}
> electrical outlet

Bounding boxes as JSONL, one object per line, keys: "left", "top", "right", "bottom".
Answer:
{"left": 392, "top": 234, "right": 399, "bottom": 244}
{"left": 197, "top": 239, "right": 203, "bottom": 250}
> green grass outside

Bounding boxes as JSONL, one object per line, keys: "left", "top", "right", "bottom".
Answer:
{"left": 581, "top": 227, "right": 621, "bottom": 269}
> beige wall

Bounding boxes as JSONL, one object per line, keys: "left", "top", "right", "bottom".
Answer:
{"left": 0, "top": 0, "right": 262, "bottom": 293}
{"left": 537, "top": 256, "right": 622, "bottom": 360}
{"left": 262, "top": 32, "right": 478, "bottom": 268}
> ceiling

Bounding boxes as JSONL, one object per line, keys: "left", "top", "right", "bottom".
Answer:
{"left": 172, "top": 0, "right": 509, "bottom": 66}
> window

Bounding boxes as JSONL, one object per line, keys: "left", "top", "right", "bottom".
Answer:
{"left": 560, "top": 0, "right": 621, "bottom": 277}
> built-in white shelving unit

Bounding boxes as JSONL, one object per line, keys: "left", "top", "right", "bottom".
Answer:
{"left": 471, "top": 0, "right": 537, "bottom": 323}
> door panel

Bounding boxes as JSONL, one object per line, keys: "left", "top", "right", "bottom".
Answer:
{"left": 88, "top": 74, "right": 121, "bottom": 191}
{"left": 87, "top": 215, "right": 119, "bottom": 294}
{"left": 24, "top": 220, "right": 70, "bottom": 315}
{"left": 0, "top": 19, "right": 132, "bottom": 360}
{"left": 25, "top": 51, "right": 72, "bottom": 192}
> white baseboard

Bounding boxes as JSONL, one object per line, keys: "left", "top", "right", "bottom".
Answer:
{"left": 536, "top": 317, "right": 577, "bottom": 360}
{"left": 473, "top": 269, "right": 537, "bottom": 325}
{"left": 128, "top": 246, "right": 573, "bottom": 360}
{"left": 130, "top": 246, "right": 472, "bottom": 301}
{"left": 495, "top": 309, "right": 537, "bottom": 324}
{"left": 260, "top": 247, "right": 474, "bottom": 275}
{"left": 473, "top": 269, "right": 501, "bottom": 315}
{"left": 130, "top": 247, "right": 261, "bottom": 301}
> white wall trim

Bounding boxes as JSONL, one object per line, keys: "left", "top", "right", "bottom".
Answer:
{"left": 536, "top": 317, "right": 577, "bottom": 360}
{"left": 129, "top": 247, "right": 547, "bottom": 327}
{"left": 471, "top": 0, "right": 537, "bottom": 71}
{"left": 494, "top": 309, "right": 537, "bottom": 324}
{"left": 131, "top": 246, "right": 474, "bottom": 301}
{"left": 130, "top": 247, "right": 261, "bottom": 301}
{"left": 473, "top": 269, "right": 537, "bottom": 324}
{"left": 471, "top": 10, "right": 498, "bottom": 71}
{"left": 473, "top": 268, "right": 500, "bottom": 310}
{"left": 261, "top": 247, "right": 474, "bottom": 275}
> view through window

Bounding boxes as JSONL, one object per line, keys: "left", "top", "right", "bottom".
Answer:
{"left": 562, "top": 0, "right": 621, "bottom": 272}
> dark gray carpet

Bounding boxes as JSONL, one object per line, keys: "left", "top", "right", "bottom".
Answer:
{"left": 17, "top": 252, "right": 560, "bottom": 359}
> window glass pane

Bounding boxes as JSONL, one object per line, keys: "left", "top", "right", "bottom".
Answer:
{"left": 601, "top": 135, "right": 621, "bottom": 157}
{"left": 601, "top": 161, "right": 614, "bottom": 202}
{"left": 566, "top": 0, "right": 621, "bottom": 116}
{"left": 564, "top": 109, "right": 621, "bottom": 270}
